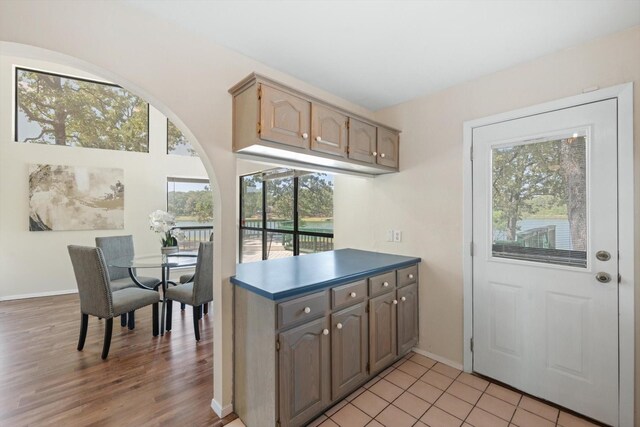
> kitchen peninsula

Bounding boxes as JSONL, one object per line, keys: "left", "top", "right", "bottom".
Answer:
{"left": 232, "top": 249, "right": 421, "bottom": 427}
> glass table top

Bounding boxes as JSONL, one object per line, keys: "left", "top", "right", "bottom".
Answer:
{"left": 108, "top": 252, "right": 198, "bottom": 269}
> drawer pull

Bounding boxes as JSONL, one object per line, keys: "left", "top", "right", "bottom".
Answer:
{"left": 303, "top": 307, "right": 311, "bottom": 314}
{"left": 336, "top": 323, "right": 343, "bottom": 330}
{"left": 302, "top": 132, "right": 308, "bottom": 139}
{"left": 380, "top": 153, "right": 386, "bottom": 158}
{"left": 401, "top": 296, "right": 407, "bottom": 302}
{"left": 408, "top": 273, "right": 414, "bottom": 279}
{"left": 350, "top": 292, "right": 357, "bottom": 298}
{"left": 323, "top": 329, "right": 329, "bottom": 335}
{"left": 383, "top": 282, "right": 389, "bottom": 287}
{"left": 316, "top": 136, "right": 322, "bottom": 142}
{"left": 393, "top": 299, "right": 398, "bottom": 305}
{"left": 372, "top": 151, "right": 377, "bottom": 156}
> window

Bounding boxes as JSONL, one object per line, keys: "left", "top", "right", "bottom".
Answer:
{"left": 167, "top": 119, "right": 199, "bottom": 157}
{"left": 167, "top": 178, "right": 213, "bottom": 250}
{"left": 239, "top": 169, "right": 334, "bottom": 263}
{"left": 15, "top": 68, "right": 149, "bottom": 152}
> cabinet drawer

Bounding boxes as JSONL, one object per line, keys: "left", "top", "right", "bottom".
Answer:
{"left": 369, "top": 271, "right": 396, "bottom": 296}
{"left": 331, "top": 280, "right": 367, "bottom": 310}
{"left": 397, "top": 265, "right": 418, "bottom": 288}
{"left": 277, "top": 291, "right": 328, "bottom": 330}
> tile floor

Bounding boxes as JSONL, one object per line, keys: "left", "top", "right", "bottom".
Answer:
{"left": 307, "top": 352, "right": 604, "bottom": 427}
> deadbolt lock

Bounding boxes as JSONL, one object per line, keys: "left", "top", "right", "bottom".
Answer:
{"left": 595, "top": 272, "right": 612, "bottom": 283}
{"left": 595, "top": 250, "right": 611, "bottom": 261}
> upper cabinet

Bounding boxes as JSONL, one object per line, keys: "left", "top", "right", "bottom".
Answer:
{"left": 230, "top": 73, "right": 401, "bottom": 175}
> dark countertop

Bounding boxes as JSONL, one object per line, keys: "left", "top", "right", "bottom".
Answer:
{"left": 231, "top": 248, "right": 421, "bottom": 301}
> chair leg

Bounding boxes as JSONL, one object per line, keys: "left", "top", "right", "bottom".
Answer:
{"left": 152, "top": 303, "right": 159, "bottom": 337}
{"left": 78, "top": 313, "right": 88, "bottom": 351}
{"left": 203, "top": 303, "right": 208, "bottom": 315}
{"left": 120, "top": 313, "right": 127, "bottom": 327}
{"left": 166, "top": 300, "right": 173, "bottom": 331}
{"left": 193, "top": 305, "right": 201, "bottom": 341}
{"left": 101, "top": 318, "right": 113, "bottom": 360}
{"left": 181, "top": 303, "right": 185, "bottom": 311}
{"left": 127, "top": 311, "right": 135, "bottom": 330}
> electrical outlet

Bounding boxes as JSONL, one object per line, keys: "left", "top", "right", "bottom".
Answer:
{"left": 386, "top": 230, "right": 394, "bottom": 242}
{"left": 393, "top": 230, "right": 402, "bottom": 242}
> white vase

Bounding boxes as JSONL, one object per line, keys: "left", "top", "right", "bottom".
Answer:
{"left": 161, "top": 246, "right": 179, "bottom": 255}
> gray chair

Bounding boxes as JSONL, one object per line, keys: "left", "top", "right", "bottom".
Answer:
{"left": 177, "top": 232, "right": 213, "bottom": 314}
{"left": 68, "top": 245, "right": 160, "bottom": 359}
{"left": 96, "top": 235, "right": 160, "bottom": 328}
{"left": 165, "top": 242, "right": 213, "bottom": 341}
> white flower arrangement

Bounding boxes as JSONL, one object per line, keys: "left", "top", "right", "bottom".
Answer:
{"left": 149, "top": 210, "right": 185, "bottom": 247}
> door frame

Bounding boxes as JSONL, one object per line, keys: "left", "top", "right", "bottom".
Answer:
{"left": 462, "top": 83, "right": 634, "bottom": 426}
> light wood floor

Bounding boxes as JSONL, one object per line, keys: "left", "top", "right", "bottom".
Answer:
{"left": 0, "top": 294, "right": 238, "bottom": 426}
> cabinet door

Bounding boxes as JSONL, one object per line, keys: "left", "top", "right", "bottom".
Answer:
{"left": 331, "top": 303, "right": 368, "bottom": 400}
{"left": 369, "top": 292, "right": 397, "bottom": 373}
{"left": 260, "top": 85, "right": 310, "bottom": 149}
{"left": 279, "top": 317, "right": 330, "bottom": 427}
{"left": 397, "top": 283, "right": 419, "bottom": 356}
{"left": 311, "top": 104, "right": 348, "bottom": 157}
{"left": 377, "top": 127, "right": 399, "bottom": 169}
{"left": 348, "top": 118, "right": 376, "bottom": 164}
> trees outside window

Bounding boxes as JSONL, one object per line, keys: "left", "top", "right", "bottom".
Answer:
{"left": 16, "top": 68, "right": 148, "bottom": 152}
{"left": 167, "top": 178, "right": 213, "bottom": 226}
{"left": 167, "top": 119, "right": 199, "bottom": 157}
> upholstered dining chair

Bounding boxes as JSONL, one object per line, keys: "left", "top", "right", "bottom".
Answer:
{"left": 165, "top": 242, "right": 213, "bottom": 341}
{"left": 68, "top": 245, "right": 160, "bottom": 359}
{"left": 177, "top": 232, "right": 213, "bottom": 314}
{"left": 96, "top": 235, "right": 160, "bottom": 329}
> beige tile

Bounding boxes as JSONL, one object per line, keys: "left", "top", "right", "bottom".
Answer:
{"left": 557, "top": 411, "right": 601, "bottom": 427}
{"left": 374, "top": 404, "right": 417, "bottom": 427}
{"left": 364, "top": 375, "right": 382, "bottom": 389}
{"left": 446, "top": 381, "right": 482, "bottom": 405}
{"left": 331, "top": 403, "right": 372, "bottom": 427}
{"left": 420, "top": 406, "right": 463, "bottom": 427}
{"left": 431, "top": 362, "right": 462, "bottom": 379}
{"left": 414, "top": 422, "right": 429, "bottom": 427}
{"left": 476, "top": 393, "right": 516, "bottom": 421}
{"left": 318, "top": 419, "right": 339, "bottom": 427}
{"left": 307, "top": 415, "right": 328, "bottom": 427}
{"left": 465, "top": 407, "right": 509, "bottom": 427}
{"left": 511, "top": 408, "right": 555, "bottom": 427}
{"left": 369, "top": 378, "right": 404, "bottom": 402}
{"left": 351, "top": 390, "right": 389, "bottom": 418}
{"left": 392, "top": 391, "right": 431, "bottom": 419}
{"left": 407, "top": 379, "right": 444, "bottom": 403}
{"left": 456, "top": 372, "right": 489, "bottom": 391}
{"left": 384, "top": 369, "right": 416, "bottom": 389}
{"left": 392, "top": 358, "right": 405, "bottom": 368}
{"left": 434, "top": 393, "right": 473, "bottom": 420}
{"left": 518, "top": 396, "right": 559, "bottom": 422}
{"left": 366, "top": 420, "right": 384, "bottom": 427}
{"left": 411, "top": 353, "right": 437, "bottom": 368}
{"left": 420, "top": 369, "right": 455, "bottom": 390}
{"left": 325, "top": 399, "right": 348, "bottom": 416}
{"left": 379, "top": 365, "right": 395, "bottom": 377}
{"left": 225, "top": 420, "right": 246, "bottom": 427}
{"left": 485, "top": 383, "right": 522, "bottom": 406}
{"left": 396, "top": 360, "right": 429, "bottom": 378}
{"left": 345, "top": 387, "right": 366, "bottom": 402}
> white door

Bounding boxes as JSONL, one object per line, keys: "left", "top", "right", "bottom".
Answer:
{"left": 472, "top": 99, "right": 618, "bottom": 425}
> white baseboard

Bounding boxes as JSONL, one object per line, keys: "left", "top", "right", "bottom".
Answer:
{"left": 211, "top": 398, "right": 233, "bottom": 418}
{"left": 411, "top": 347, "right": 464, "bottom": 371}
{"left": 0, "top": 289, "right": 77, "bottom": 301}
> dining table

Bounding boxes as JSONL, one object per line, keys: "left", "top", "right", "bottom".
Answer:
{"left": 108, "top": 252, "right": 198, "bottom": 336}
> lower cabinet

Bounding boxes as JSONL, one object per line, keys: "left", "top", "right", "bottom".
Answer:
{"left": 331, "top": 303, "right": 368, "bottom": 400}
{"left": 278, "top": 317, "right": 331, "bottom": 427}
{"left": 397, "top": 283, "right": 419, "bottom": 355}
{"left": 369, "top": 291, "right": 398, "bottom": 373}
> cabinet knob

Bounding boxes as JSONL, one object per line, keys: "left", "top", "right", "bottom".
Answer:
{"left": 380, "top": 153, "right": 386, "bottom": 158}
{"left": 304, "top": 307, "right": 311, "bottom": 314}
{"left": 336, "top": 323, "right": 343, "bottom": 330}
{"left": 302, "top": 132, "right": 308, "bottom": 139}
{"left": 401, "top": 296, "right": 407, "bottom": 302}
{"left": 393, "top": 299, "right": 398, "bottom": 305}
{"left": 350, "top": 292, "right": 357, "bottom": 298}
{"left": 383, "top": 282, "right": 389, "bottom": 287}
{"left": 372, "top": 151, "right": 377, "bottom": 156}
{"left": 316, "top": 136, "right": 322, "bottom": 142}
{"left": 408, "top": 274, "right": 414, "bottom": 279}
{"left": 323, "top": 329, "right": 329, "bottom": 335}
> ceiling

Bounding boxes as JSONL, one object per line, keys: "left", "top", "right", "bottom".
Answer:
{"left": 126, "top": 0, "right": 640, "bottom": 111}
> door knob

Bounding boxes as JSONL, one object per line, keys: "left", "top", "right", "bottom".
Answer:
{"left": 401, "top": 296, "right": 407, "bottom": 302}
{"left": 336, "top": 323, "right": 343, "bottom": 330}
{"left": 595, "top": 272, "right": 611, "bottom": 283}
{"left": 596, "top": 250, "right": 611, "bottom": 261}
{"left": 316, "top": 136, "right": 322, "bottom": 142}
{"left": 380, "top": 153, "right": 386, "bottom": 158}
{"left": 302, "top": 132, "right": 308, "bottom": 139}
{"left": 323, "top": 329, "right": 329, "bottom": 335}
{"left": 372, "top": 151, "right": 377, "bottom": 156}
{"left": 393, "top": 299, "right": 398, "bottom": 305}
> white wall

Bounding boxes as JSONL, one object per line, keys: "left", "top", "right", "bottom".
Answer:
{"left": 0, "top": 55, "right": 207, "bottom": 299}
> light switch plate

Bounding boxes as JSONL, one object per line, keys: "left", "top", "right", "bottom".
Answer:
{"left": 393, "top": 230, "right": 402, "bottom": 242}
